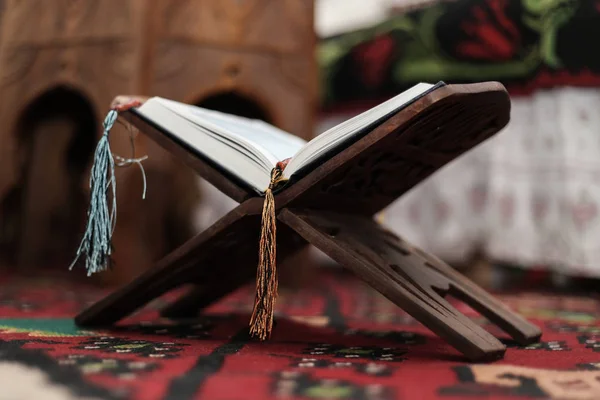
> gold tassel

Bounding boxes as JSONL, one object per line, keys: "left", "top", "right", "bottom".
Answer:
{"left": 250, "top": 160, "right": 289, "bottom": 340}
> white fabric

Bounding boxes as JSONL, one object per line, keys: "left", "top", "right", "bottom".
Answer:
{"left": 378, "top": 87, "right": 600, "bottom": 277}
{"left": 191, "top": 179, "right": 238, "bottom": 232}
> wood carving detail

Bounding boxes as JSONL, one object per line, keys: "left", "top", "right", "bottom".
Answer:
{"left": 279, "top": 209, "right": 542, "bottom": 361}
{"left": 322, "top": 153, "right": 435, "bottom": 200}
{"left": 160, "top": 0, "right": 202, "bottom": 39}
{"left": 96, "top": 42, "right": 138, "bottom": 81}
{"left": 403, "top": 99, "right": 501, "bottom": 154}
{"left": 158, "top": 0, "right": 312, "bottom": 54}
{"left": 288, "top": 88, "right": 509, "bottom": 215}
{"left": 63, "top": 0, "right": 98, "bottom": 33}
{"left": 298, "top": 212, "right": 437, "bottom": 281}
{"left": 213, "top": 0, "right": 264, "bottom": 26}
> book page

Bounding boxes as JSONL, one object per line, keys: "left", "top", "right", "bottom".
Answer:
{"left": 155, "top": 99, "right": 306, "bottom": 165}
{"left": 283, "top": 82, "right": 437, "bottom": 178}
{"left": 136, "top": 101, "right": 274, "bottom": 192}
{"left": 135, "top": 83, "right": 439, "bottom": 193}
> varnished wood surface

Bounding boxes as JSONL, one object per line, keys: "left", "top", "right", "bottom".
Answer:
{"left": 76, "top": 81, "right": 542, "bottom": 361}
{"left": 278, "top": 208, "right": 542, "bottom": 361}
{"left": 274, "top": 82, "right": 510, "bottom": 215}
{"left": 146, "top": 0, "right": 317, "bottom": 140}
{"left": 0, "top": 0, "right": 316, "bottom": 284}
{"left": 75, "top": 201, "right": 306, "bottom": 327}
{"left": 76, "top": 203, "right": 257, "bottom": 326}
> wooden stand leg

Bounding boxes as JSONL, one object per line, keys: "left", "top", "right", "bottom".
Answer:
{"left": 413, "top": 249, "right": 541, "bottom": 345}
{"left": 74, "top": 82, "right": 534, "bottom": 361}
{"left": 77, "top": 203, "right": 541, "bottom": 361}
{"left": 161, "top": 244, "right": 312, "bottom": 319}
{"left": 75, "top": 205, "right": 306, "bottom": 327}
{"left": 160, "top": 280, "right": 247, "bottom": 319}
{"left": 279, "top": 209, "right": 541, "bottom": 362}
{"left": 75, "top": 209, "right": 261, "bottom": 326}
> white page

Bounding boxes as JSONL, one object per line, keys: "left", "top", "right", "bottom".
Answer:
{"left": 134, "top": 82, "right": 437, "bottom": 193}
{"left": 284, "top": 82, "right": 434, "bottom": 178}
{"left": 155, "top": 99, "right": 306, "bottom": 165}
{"left": 136, "top": 100, "right": 272, "bottom": 191}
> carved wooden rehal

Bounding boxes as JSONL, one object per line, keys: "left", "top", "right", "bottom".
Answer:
{"left": 76, "top": 82, "right": 542, "bottom": 362}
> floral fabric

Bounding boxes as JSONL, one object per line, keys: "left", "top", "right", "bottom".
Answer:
{"left": 319, "top": 0, "right": 600, "bottom": 107}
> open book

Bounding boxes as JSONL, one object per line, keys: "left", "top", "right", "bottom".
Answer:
{"left": 134, "top": 82, "right": 442, "bottom": 193}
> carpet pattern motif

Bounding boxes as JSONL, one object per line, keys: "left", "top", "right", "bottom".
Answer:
{"left": 0, "top": 271, "right": 599, "bottom": 400}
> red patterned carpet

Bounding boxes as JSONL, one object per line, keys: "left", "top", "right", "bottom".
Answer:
{"left": 0, "top": 269, "right": 599, "bottom": 400}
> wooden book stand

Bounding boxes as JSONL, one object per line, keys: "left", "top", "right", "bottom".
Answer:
{"left": 75, "top": 82, "right": 542, "bottom": 361}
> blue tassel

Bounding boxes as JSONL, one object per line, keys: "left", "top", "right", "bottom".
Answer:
{"left": 70, "top": 110, "right": 119, "bottom": 276}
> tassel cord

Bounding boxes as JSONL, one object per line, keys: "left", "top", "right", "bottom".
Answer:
{"left": 114, "top": 154, "right": 148, "bottom": 200}
{"left": 70, "top": 111, "right": 119, "bottom": 275}
{"left": 249, "top": 166, "right": 287, "bottom": 340}
{"left": 114, "top": 121, "right": 148, "bottom": 199}
{"left": 70, "top": 109, "right": 148, "bottom": 275}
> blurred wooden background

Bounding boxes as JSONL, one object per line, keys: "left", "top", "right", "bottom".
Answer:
{"left": 0, "top": 0, "right": 317, "bottom": 286}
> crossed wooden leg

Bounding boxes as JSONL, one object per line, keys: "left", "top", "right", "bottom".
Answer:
{"left": 278, "top": 209, "right": 542, "bottom": 361}
{"left": 76, "top": 203, "right": 541, "bottom": 362}
{"left": 76, "top": 203, "right": 306, "bottom": 327}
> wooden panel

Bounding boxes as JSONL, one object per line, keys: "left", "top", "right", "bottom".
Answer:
{"left": 76, "top": 200, "right": 307, "bottom": 326}
{"left": 157, "top": 0, "right": 315, "bottom": 54}
{"left": 0, "top": 0, "right": 172, "bottom": 274}
{"left": 0, "top": 33, "right": 145, "bottom": 228}
{"left": 0, "top": 0, "right": 142, "bottom": 45}
{"left": 279, "top": 208, "right": 542, "bottom": 361}
{"left": 148, "top": 45, "right": 316, "bottom": 140}
{"left": 274, "top": 82, "right": 511, "bottom": 215}
{"left": 0, "top": 0, "right": 147, "bottom": 154}
{"left": 145, "top": 0, "right": 317, "bottom": 141}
